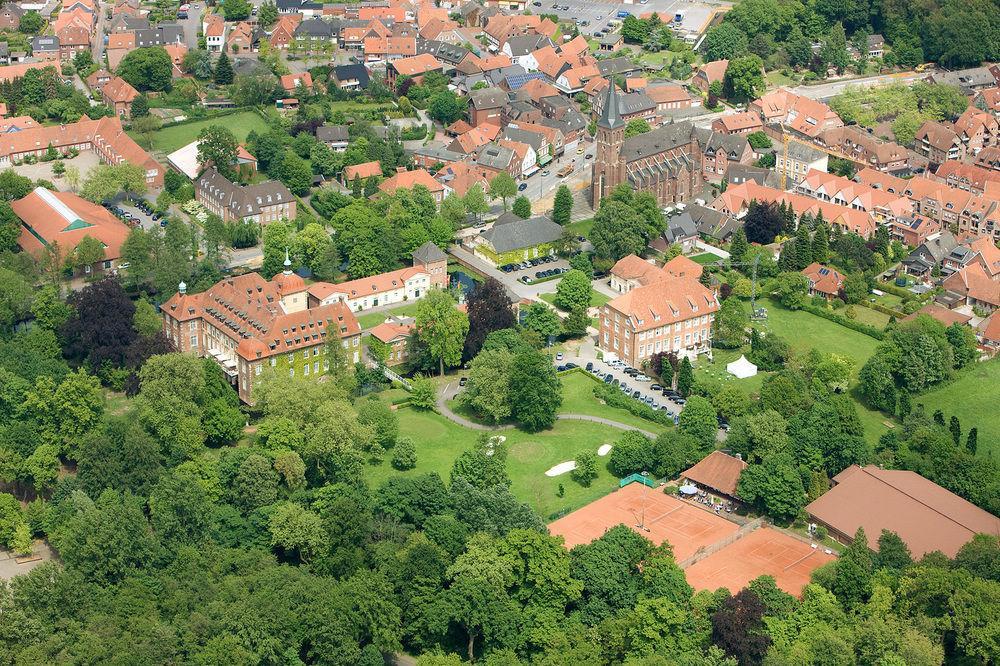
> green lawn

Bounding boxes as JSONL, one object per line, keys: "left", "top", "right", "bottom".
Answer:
{"left": 144, "top": 111, "right": 270, "bottom": 153}
{"left": 564, "top": 217, "right": 594, "bottom": 239}
{"left": 366, "top": 406, "right": 634, "bottom": 518}
{"left": 539, "top": 290, "right": 611, "bottom": 311}
{"left": 357, "top": 302, "right": 423, "bottom": 330}
{"left": 915, "top": 359, "right": 1000, "bottom": 461}
{"left": 850, "top": 305, "right": 891, "bottom": 329}
{"left": 693, "top": 299, "right": 891, "bottom": 446}
{"left": 691, "top": 252, "right": 724, "bottom": 265}
{"left": 756, "top": 298, "right": 880, "bottom": 370}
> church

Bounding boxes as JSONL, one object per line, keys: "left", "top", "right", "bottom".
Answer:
{"left": 591, "top": 80, "right": 751, "bottom": 207}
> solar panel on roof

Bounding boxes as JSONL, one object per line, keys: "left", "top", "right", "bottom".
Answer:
{"left": 819, "top": 268, "right": 830, "bottom": 275}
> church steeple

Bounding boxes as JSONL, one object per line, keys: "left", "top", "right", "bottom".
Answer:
{"left": 598, "top": 77, "right": 624, "bottom": 130}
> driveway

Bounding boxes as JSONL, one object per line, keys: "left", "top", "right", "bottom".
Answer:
{"left": 16, "top": 152, "right": 100, "bottom": 190}
{"left": 0, "top": 541, "right": 54, "bottom": 581}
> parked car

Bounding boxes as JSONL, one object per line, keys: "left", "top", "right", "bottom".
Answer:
{"left": 674, "top": 398, "right": 687, "bottom": 406}
{"left": 650, "top": 384, "right": 664, "bottom": 391}
{"left": 585, "top": 362, "right": 594, "bottom": 371}
{"left": 557, "top": 365, "right": 566, "bottom": 372}
{"left": 459, "top": 377, "right": 468, "bottom": 387}
{"left": 603, "top": 374, "right": 613, "bottom": 383}
{"left": 632, "top": 390, "right": 641, "bottom": 399}
{"left": 518, "top": 183, "right": 528, "bottom": 191}
{"left": 635, "top": 374, "right": 651, "bottom": 382}
{"left": 556, "top": 352, "right": 564, "bottom": 361}
{"left": 565, "top": 362, "right": 578, "bottom": 369}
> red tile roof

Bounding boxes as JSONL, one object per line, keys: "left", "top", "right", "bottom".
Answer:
{"left": 681, "top": 451, "right": 747, "bottom": 497}
{"left": 12, "top": 187, "right": 130, "bottom": 260}
{"left": 807, "top": 465, "right": 1000, "bottom": 558}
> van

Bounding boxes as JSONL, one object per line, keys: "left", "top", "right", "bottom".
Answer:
{"left": 557, "top": 164, "right": 573, "bottom": 178}
{"left": 616, "top": 10, "right": 630, "bottom": 18}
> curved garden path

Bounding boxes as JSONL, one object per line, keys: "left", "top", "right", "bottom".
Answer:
{"left": 436, "top": 382, "right": 658, "bottom": 439}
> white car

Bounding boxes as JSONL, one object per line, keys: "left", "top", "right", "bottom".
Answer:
{"left": 634, "top": 374, "right": 652, "bottom": 382}
{"left": 556, "top": 352, "right": 564, "bottom": 361}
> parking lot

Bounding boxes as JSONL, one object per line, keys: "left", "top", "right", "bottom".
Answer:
{"left": 499, "top": 255, "right": 570, "bottom": 283}
{"left": 539, "top": 0, "right": 722, "bottom": 38}
{"left": 104, "top": 195, "right": 162, "bottom": 231}
{"left": 555, "top": 354, "right": 686, "bottom": 421}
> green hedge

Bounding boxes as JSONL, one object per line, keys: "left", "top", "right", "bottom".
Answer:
{"left": 801, "top": 304, "right": 885, "bottom": 340}
{"left": 877, "top": 281, "right": 929, "bottom": 302}
{"left": 865, "top": 302, "right": 906, "bottom": 319}
{"left": 592, "top": 382, "right": 674, "bottom": 427}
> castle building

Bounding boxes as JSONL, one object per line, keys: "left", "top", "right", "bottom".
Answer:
{"left": 591, "top": 79, "right": 750, "bottom": 207}
{"left": 160, "top": 252, "right": 361, "bottom": 404}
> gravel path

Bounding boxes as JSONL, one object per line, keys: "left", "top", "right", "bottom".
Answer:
{"left": 436, "top": 382, "right": 658, "bottom": 438}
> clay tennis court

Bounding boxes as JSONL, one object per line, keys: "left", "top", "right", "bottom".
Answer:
{"left": 548, "top": 483, "right": 739, "bottom": 560}
{"left": 684, "top": 527, "right": 837, "bottom": 595}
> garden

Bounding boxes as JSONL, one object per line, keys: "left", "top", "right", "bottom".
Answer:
{"left": 138, "top": 110, "right": 271, "bottom": 153}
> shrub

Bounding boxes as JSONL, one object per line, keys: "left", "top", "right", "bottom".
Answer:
{"left": 391, "top": 437, "right": 417, "bottom": 470}
{"left": 800, "top": 304, "right": 884, "bottom": 340}
{"left": 593, "top": 381, "right": 673, "bottom": 426}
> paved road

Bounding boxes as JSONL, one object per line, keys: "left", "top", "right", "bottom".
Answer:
{"left": 437, "top": 380, "right": 659, "bottom": 438}
{"left": 789, "top": 71, "right": 923, "bottom": 100}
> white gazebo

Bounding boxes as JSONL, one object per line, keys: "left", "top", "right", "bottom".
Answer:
{"left": 726, "top": 355, "right": 758, "bottom": 379}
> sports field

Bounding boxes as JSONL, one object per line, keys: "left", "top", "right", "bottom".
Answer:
{"left": 684, "top": 527, "right": 836, "bottom": 595}
{"left": 547, "top": 483, "right": 738, "bottom": 560}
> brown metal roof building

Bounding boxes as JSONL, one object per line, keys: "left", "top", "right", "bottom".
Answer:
{"left": 806, "top": 465, "right": 1000, "bottom": 558}
{"left": 680, "top": 451, "right": 747, "bottom": 498}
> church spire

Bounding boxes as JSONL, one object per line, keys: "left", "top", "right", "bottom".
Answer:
{"left": 283, "top": 247, "right": 292, "bottom": 275}
{"left": 598, "top": 77, "right": 624, "bottom": 130}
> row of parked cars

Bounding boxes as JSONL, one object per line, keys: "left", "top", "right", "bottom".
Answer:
{"left": 102, "top": 197, "right": 161, "bottom": 227}
{"left": 522, "top": 267, "right": 567, "bottom": 283}
{"left": 500, "top": 255, "right": 558, "bottom": 273}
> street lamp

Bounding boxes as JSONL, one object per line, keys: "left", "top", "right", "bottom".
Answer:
{"left": 636, "top": 471, "right": 651, "bottom": 532}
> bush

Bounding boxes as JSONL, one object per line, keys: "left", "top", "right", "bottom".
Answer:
{"left": 391, "top": 437, "right": 417, "bottom": 470}
{"left": 815, "top": 525, "right": 828, "bottom": 540}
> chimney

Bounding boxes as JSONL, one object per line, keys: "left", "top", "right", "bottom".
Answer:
{"left": 735, "top": 453, "right": 742, "bottom": 461}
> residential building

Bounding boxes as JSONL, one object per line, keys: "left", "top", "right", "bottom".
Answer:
{"left": 472, "top": 214, "right": 562, "bottom": 265}
{"left": 902, "top": 231, "right": 959, "bottom": 279}
{"left": 331, "top": 63, "right": 370, "bottom": 90}
{"left": 101, "top": 76, "right": 139, "bottom": 118}
{"left": 0, "top": 115, "right": 163, "bottom": 187}
{"left": 750, "top": 89, "right": 843, "bottom": 139}
{"left": 692, "top": 59, "right": 727, "bottom": 94}
{"left": 775, "top": 140, "right": 829, "bottom": 184}
{"left": 806, "top": 464, "right": 1000, "bottom": 557}
{"left": 368, "top": 319, "right": 414, "bottom": 366}
{"left": 915, "top": 120, "right": 964, "bottom": 165}
{"left": 866, "top": 34, "right": 884, "bottom": 58}
{"left": 343, "top": 160, "right": 382, "bottom": 186}
{"left": 469, "top": 86, "right": 507, "bottom": 127}
{"left": 105, "top": 32, "right": 134, "bottom": 70}
{"left": 711, "top": 111, "right": 763, "bottom": 135}
{"left": 306, "top": 241, "right": 448, "bottom": 312}
{"left": 11, "top": 187, "right": 130, "bottom": 276}
{"left": 280, "top": 72, "right": 313, "bottom": 94}
{"left": 475, "top": 142, "right": 519, "bottom": 178}
{"left": 160, "top": 267, "right": 362, "bottom": 403}
{"left": 0, "top": 5, "right": 23, "bottom": 30}
{"left": 30, "top": 36, "right": 59, "bottom": 62}
{"left": 599, "top": 275, "right": 718, "bottom": 366}
{"left": 941, "top": 263, "right": 1000, "bottom": 311}
{"left": 316, "top": 124, "right": 349, "bottom": 151}
{"left": 195, "top": 167, "right": 295, "bottom": 224}
{"left": 203, "top": 13, "right": 226, "bottom": 51}
{"left": 817, "top": 125, "right": 914, "bottom": 174}
{"left": 802, "top": 262, "right": 845, "bottom": 300}
{"left": 378, "top": 167, "right": 445, "bottom": 203}
{"left": 386, "top": 52, "right": 442, "bottom": 87}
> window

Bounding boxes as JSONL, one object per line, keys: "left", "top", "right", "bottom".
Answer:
{"left": 270, "top": 358, "right": 276, "bottom": 367}
{"left": 190, "top": 336, "right": 197, "bottom": 347}
{"left": 189, "top": 321, "right": 197, "bottom": 331}
{"left": 304, "top": 364, "right": 310, "bottom": 376}
{"left": 255, "top": 365, "right": 261, "bottom": 376}
{"left": 289, "top": 368, "right": 295, "bottom": 377}
{"left": 314, "top": 361, "right": 320, "bottom": 373}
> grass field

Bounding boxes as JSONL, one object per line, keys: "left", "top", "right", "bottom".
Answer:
{"left": 357, "top": 302, "right": 423, "bottom": 330}
{"left": 539, "top": 290, "right": 611, "bottom": 311}
{"left": 366, "top": 407, "right": 637, "bottom": 517}
{"left": 691, "top": 252, "right": 725, "bottom": 265}
{"left": 564, "top": 217, "right": 594, "bottom": 239}
{"left": 915, "top": 359, "right": 1000, "bottom": 461}
{"left": 756, "top": 298, "right": 880, "bottom": 371}
{"left": 694, "top": 299, "right": 890, "bottom": 445}
{"left": 143, "top": 111, "right": 270, "bottom": 153}
{"left": 557, "top": 371, "right": 668, "bottom": 433}
{"left": 850, "top": 305, "right": 891, "bottom": 329}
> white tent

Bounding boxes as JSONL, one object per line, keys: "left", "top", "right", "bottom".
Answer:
{"left": 726, "top": 355, "right": 758, "bottom": 379}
